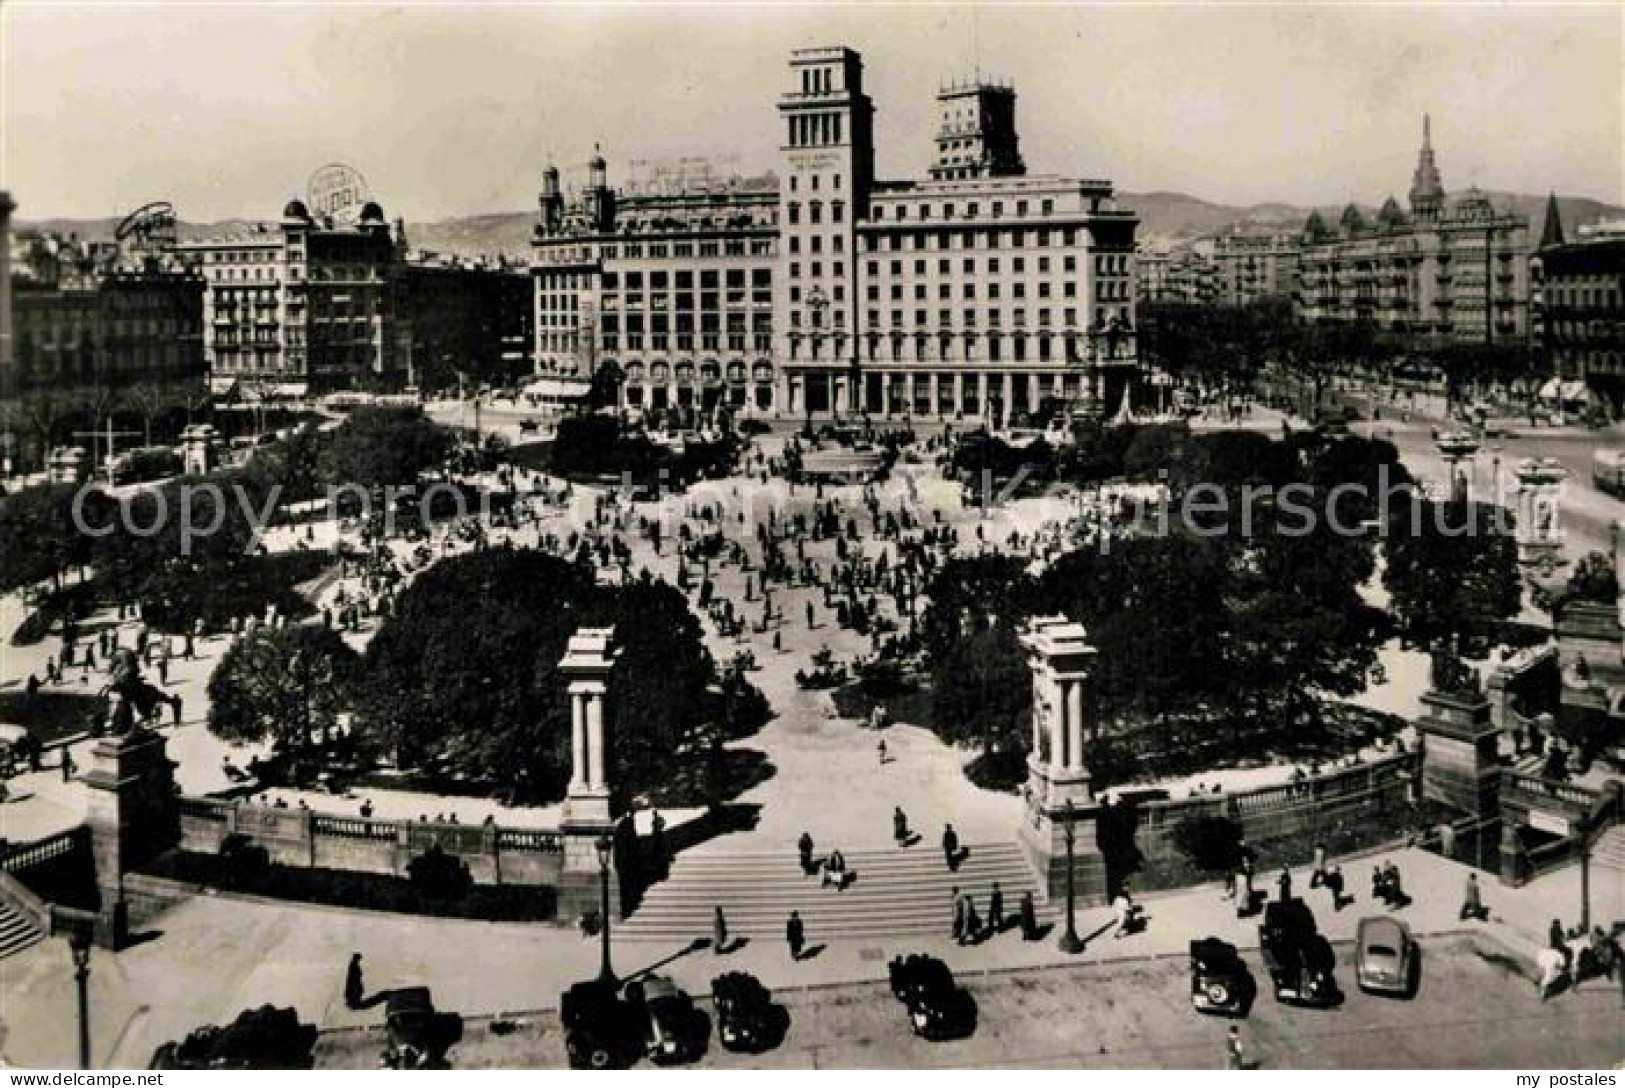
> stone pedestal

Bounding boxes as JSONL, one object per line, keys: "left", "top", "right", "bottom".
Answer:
{"left": 81, "top": 729, "right": 179, "bottom": 948}
{"left": 1018, "top": 797, "right": 1109, "bottom": 904}
{"left": 1498, "top": 820, "right": 1530, "bottom": 888}
{"left": 1415, "top": 687, "right": 1500, "bottom": 818}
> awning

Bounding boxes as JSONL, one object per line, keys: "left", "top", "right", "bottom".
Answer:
{"left": 1537, "top": 379, "right": 1594, "bottom": 403}
{"left": 521, "top": 378, "right": 592, "bottom": 399}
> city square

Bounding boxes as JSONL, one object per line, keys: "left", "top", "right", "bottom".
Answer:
{"left": 1, "top": 3, "right": 1623, "bottom": 1074}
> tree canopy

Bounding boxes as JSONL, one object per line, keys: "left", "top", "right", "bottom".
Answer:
{"left": 357, "top": 549, "right": 730, "bottom": 803}
{"left": 207, "top": 623, "right": 361, "bottom": 756}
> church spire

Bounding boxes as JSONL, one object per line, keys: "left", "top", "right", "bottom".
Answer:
{"left": 1540, "top": 192, "right": 1566, "bottom": 248}
{"left": 1409, "top": 112, "right": 1445, "bottom": 219}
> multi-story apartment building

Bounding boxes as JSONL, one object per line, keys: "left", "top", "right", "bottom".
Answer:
{"left": 176, "top": 200, "right": 402, "bottom": 396}
{"left": 397, "top": 252, "right": 534, "bottom": 392}
{"left": 1210, "top": 230, "right": 1298, "bottom": 305}
{"left": 5, "top": 229, "right": 204, "bottom": 402}
{"left": 532, "top": 45, "right": 1142, "bottom": 423}
{"left": 532, "top": 156, "right": 780, "bottom": 415}
{"left": 1294, "top": 116, "right": 1530, "bottom": 345}
{"left": 1532, "top": 199, "right": 1623, "bottom": 418}
{"left": 1137, "top": 245, "right": 1221, "bottom": 305}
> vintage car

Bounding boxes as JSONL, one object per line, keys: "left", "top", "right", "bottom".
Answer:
{"left": 711, "top": 971, "right": 789, "bottom": 1054}
{"left": 1259, "top": 900, "right": 1340, "bottom": 1007}
{"left": 888, "top": 954, "right": 977, "bottom": 1041}
{"left": 561, "top": 978, "right": 647, "bottom": 1069}
{"left": 382, "top": 987, "right": 463, "bottom": 1069}
{"left": 1189, "top": 937, "right": 1252, "bottom": 1016}
{"left": 1355, "top": 915, "right": 1419, "bottom": 997}
{"left": 630, "top": 975, "right": 710, "bottom": 1066}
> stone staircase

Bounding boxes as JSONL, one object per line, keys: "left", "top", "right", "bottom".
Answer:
{"left": 1593, "top": 823, "right": 1625, "bottom": 873}
{"left": 618, "top": 840, "right": 1053, "bottom": 944}
{"left": 0, "top": 899, "right": 45, "bottom": 960}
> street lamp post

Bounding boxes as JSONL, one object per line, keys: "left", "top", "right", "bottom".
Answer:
{"left": 1057, "top": 799, "right": 1084, "bottom": 955}
{"left": 595, "top": 833, "right": 616, "bottom": 984}
{"left": 69, "top": 921, "right": 93, "bottom": 1069}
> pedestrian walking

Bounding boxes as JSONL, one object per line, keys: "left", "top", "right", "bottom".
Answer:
{"left": 942, "top": 823, "right": 960, "bottom": 872}
{"left": 798, "top": 831, "right": 815, "bottom": 875}
{"left": 1225, "top": 1025, "right": 1246, "bottom": 1069}
{"left": 893, "top": 806, "right": 909, "bottom": 844}
{"left": 1549, "top": 918, "right": 1567, "bottom": 952}
{"left": 1459, "top": 873, "right": 1484, "bottom": 921}
{"left": 1112, "top": 891, "right": 1136, "bottom": 938}
{"left": 877, "top": 736, "right": 888, "bottom": 765}
{"left": 1276, "top": 867, "right": 1292, "bottom": 903}
{"left": 1324, "top": 864, "right": 1345, "bottom": 910}
{"left": 786, "top": 910, "right": 806, "bottom": 961}
{"left": 1438, "top": 821, "right": 1457, "bottom": 859}
{"left": 713, "top": 906, "right": 729, "bottom": 954}
{"left": 806, "top": 601, "right": 815, "bottom": 629}
{"left": 60, "top": 748, "right": 75, "bottom": 782}
{"left": 1019, "top": 890, "right": 1038, "bottom": 940}
{"left": 344, "top": 952, "right": 365, "bottom": 1009}
{"left": 951, "top": 887, "right": 966, "bottom": 944}
{"left": 963, "top": 898, "right": 983, "bottom": 943}
{"left": 650, "top": 809, "right": 668, "bottom": 864}
{"left": 988, "top": 882, "right": 1005, "bottom": 934}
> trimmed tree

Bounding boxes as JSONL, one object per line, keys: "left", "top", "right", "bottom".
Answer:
{"left": 207, "top": 624, "right": 360, "bottom": 758}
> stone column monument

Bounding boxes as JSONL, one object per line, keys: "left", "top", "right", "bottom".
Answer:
{"left": 1513, "top": 457, "right": 1568, "bottom": 572}
{"left": 557, "top": 627, "right": 623, "bottom": 921}
{"left": 1017, "top": 616, "right": 1108, "bottom": 902}
{"left": 181, "top": 424, "right": 217, "bottom": 476}
{"left": 1435, "top": 431, "right": 1480, "bottom": 504}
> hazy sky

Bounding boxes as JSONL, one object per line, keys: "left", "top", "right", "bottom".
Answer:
{"left": 4, "top": 3, "right": 1621, "bottom": 223}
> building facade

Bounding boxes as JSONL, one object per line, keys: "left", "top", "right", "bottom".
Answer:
{"left": 1210, "top": 230, "right": 1298, "bottom": 305}
{"left": 5, "top": 230, "right": 204, "bottom": 402}
{"left": 532, "top": 156, "right": 780, "bottom": 415}
{"left": 1533, "top": 235, "right": 1624, "bottom": 417}
{"left": 532, "top": 45, "right": 1141, "bottom": 423}
{"left": 1294, "top": 116, "right": 1530, "bottom": 345}
{"left": 176, "top": 200, "right": 402, "bottom": 396}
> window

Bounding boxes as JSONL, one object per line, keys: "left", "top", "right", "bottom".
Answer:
{"left": 989, "top": 258, "right": 1001, "bottom": 274}
{"left": 1041, "top": 199, "right": 1054, "bottom": 216}
{"left": 938, "top": 259, "right": 950, "bottom": 274}
{"left": 1039, "top": 257, "right": 1051, "bottom": 273}
{"left": 1014, "top": 258, "right": 1025, "bottom": 274}
{"left": 992, "top": 201, "right": 1004, "bottom": 218}
{"left": 788, "top": 203, "right": 800, "bottom": 225}
{"left": 891, "top": 260, "right": 903, "bottom": 275}
{"left": 919, "top": 204, "right": 930, "bottom": 220}
{"left": 989, "top": 283, "right": 1001, "bottom": 299}
{"left": 1017, "top": 200, "right": 1029, "bottom": 217}
{"left": 963, "top": 258, "right": 975, "bottom": 274}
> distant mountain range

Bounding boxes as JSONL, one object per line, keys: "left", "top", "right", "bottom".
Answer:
{"left": 18, "top": 191, "right": 1623, "bottom": 262}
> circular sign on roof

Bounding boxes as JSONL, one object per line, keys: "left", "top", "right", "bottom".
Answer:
{"left": 306, "top": 164, "right": 370, "bottom": 226}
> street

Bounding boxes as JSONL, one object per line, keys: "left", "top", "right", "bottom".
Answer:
{"left": 312, "top": 935, "right": 1625, "bottom": 1069}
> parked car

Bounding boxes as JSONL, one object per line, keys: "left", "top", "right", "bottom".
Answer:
{"left": 629, "top": 975, "right": 710, "bottom": 1065}
{"left": 1594, "top": 449, "right": 1624, "bottom": 499}
{"left": 711, "top": 971, "right": 789, "bottom": 1054}
{"left": 1189, "top": 937, "right": 1252, "bottom": 1016}
{"left": 888, "top": 954, "right": 976, "bottom": 1041}
{"left": 560, "top": 979, "right": 647, "bottom": 1069}
{"left": 1355, "top": 915, "right": 1418, "bottom": 997}
{"left": 382, "top": 987, "right": 463, "bottom": 1069}
{"left": 1259, "top": 900, "right": 1340, "bottom": 1007}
